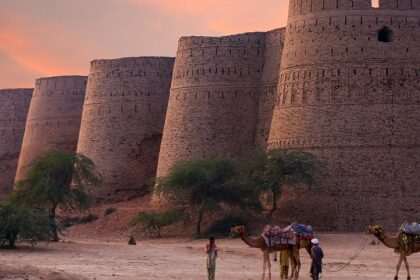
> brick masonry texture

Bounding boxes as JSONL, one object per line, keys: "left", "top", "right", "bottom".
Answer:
{"left": 0, "top": 89, "right": 32, "bottom": 195}
{"left": 15, "top": 76, "right": 87, "bottom": 183}
{"left": 268, "top": 0, "right": 420, "bottom": 230}
{"left": 156, "top": 29, "right": 286, "bottom": 180}
{"left": 76, "top": 57, "right": 174, "bottom": 198}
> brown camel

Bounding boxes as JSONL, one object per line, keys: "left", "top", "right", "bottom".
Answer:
{"left": 368, "top": 225, "right": 420, "bottom": 280}
{"left": 231, "top": 226, "right": 301, "bottom": 280}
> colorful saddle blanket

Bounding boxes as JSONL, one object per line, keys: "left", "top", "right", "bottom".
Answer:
{"left": 400, "top": 222, "right": 420, "bottom": 235}
{"left": 262, "top": 226, "right": 297, "bottom": 247}
{"left": 291, "top": 222, "right": 314, "bottom": 240}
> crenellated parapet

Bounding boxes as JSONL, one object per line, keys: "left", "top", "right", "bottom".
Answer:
{"left": 77, "top": 57, "right": 174, "bottom": 198}
{"left": 0, "top": 89, "right": 32, "bottom": 196}
{"left": 15, "top": 76, "right": 87, "bottom": 183}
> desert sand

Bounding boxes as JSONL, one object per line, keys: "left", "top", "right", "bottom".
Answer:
{"left": 0, "top": 233, "right": 419, "bottom": 280}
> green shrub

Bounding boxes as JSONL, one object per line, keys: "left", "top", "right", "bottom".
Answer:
{"left": 104, "top": 207, "right": 117, "bottom": 216}
{"left": 0, "top": 202, "right": 52, "bottom": 248}
{"left": 206, "top": 211, "right": 249, "bottom": 237}
{"left": 130, "top": 209, "right": 183, "bottom": 237}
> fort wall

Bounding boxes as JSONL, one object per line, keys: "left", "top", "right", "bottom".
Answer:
{"left": 156, "top": 30, "right": 286, "bottom": 179}
{"left": 0, "top": 89, "right": 32, "bottom": 195}
{"left": 15, "top": 76, "right": 87, "bottom": 182}
{"left": 76, "top": 57, "right": 174, "bottom": 198}
{"left": 256, "top": 28, "right": 286, "bottom": 148}
{"left": 268, "top": 0, "right": 420, "bottom": 230}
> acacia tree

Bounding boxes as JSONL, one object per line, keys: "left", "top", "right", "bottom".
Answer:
{"left": 0, "top": 202, "right": 52, "bottom": 248}
{"left": 156, "top": 158, "right": 259, "bottom": 237}
{"left": 242, "top": 148, "right": 322, "bottom": 221}
{"left": 13, "top": 150, "right": 102, "bottom": 242}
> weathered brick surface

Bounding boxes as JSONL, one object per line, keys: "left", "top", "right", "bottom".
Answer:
{"left": 15, "top": 76, "right": 87, "bottom": 183}
{"left": 268, "top": 0, "right": 420, "bottom": 230}
{"left": 76, "top": 57, "right": 174, "bottom": 197}
{"left": 0, "top": 89, "right": 32, "bottom": 195}
{"left": 156, "top": 29, "right": 286, "bottom": 179}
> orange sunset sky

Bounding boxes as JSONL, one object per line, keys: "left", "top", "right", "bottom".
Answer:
{"left": 0, "top": 0, "right": 290, "bottom": 88}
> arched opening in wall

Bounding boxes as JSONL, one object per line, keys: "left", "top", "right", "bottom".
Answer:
{"left": 378, "top": 27, "right": 393, "bottom": 42}
{"left": 371, "top": 0, "right": 380, "bottom": 8}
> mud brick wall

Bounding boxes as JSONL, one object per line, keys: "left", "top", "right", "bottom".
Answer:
{"left": 15, "top": 76, "right": 87, "bottom": 183}
{"left": 77, "top": 57, "right": 174, "bottom": 198}
{"left": 0, "top": 89, "right": 32, "bottom": 195}
{"left": 268, "top": 0, "right": 420, "bottom": 231}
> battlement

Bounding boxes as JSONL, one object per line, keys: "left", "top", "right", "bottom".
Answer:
{"left": 90, "top": 56, "right": 175, "bottom": 72}
{"left": 35, "top": 76, "right": 87, "bottom": 90}
{"left": 288, "top": 0, "right": 419, "bottom": 19}
{"left": 177, "top": 32, "right": 266, "bottom": 50}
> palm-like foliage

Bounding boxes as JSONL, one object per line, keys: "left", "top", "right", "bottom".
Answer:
{"left": 13, "top": 150, "right": 102, "bottom": 241}
{"left": 156, "top": 158, "right": 257, "bottom": 237}
{"left": 0, "top": 202, "right": 52, "bottom": 248}
{"left": 243, "top": 148, "right": 322, "bottom": 221}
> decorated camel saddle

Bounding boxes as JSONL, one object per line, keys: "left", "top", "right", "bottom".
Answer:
{"left": 290, "top": 222, "right": 314, "bottom": 241}
{"left": 262, "top": 225, "right": 296, "bottom": 247}
{"left": 400, "top": 222, "right": 420, "bottom": 235}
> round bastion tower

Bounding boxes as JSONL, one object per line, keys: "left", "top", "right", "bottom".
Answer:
{"left": 0, "top": 89, "right": 32, "bottom": 196}
{"left": 268, "top": 0, "right": 420, "bottom": 230}
{"left": 15, "top": 76, "right": 87, "bottom": 182}
{"left": 156, "top": 32, "right": 274, "bottom": 180}
{"left": 76, "top": 57, "right": 174, "bottom": 199}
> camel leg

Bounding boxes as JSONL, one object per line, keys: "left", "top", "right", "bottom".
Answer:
{"left": 294, "top": 248, "right": 301, "bottom": 279}
{"left": 395, "top": 254, "right": 404, "bottom": 280}
{"left": 288, "top": 249, "right": 296, "bottom": 279}
{"left": 267, "top": 252, "right": 272, "bottom": 280}
{"left": 262, "top": 252, "right": 267, "bottom": 280}
{"left": 403, "top": 256, "right": 410, "bottom": 280}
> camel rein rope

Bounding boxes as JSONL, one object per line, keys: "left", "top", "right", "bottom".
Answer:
{"left": 325, "top": 234, "right": 370, "bottom": 273}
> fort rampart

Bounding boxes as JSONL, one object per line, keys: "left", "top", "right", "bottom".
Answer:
{"left": 15, "top": 76, "right": 87, "bottom": 182}
{"left": 0, "top": 89, "right": 32, "bottom": 195}
{"left": 268, "top": 0, "right": 420, "bottom": 230}
{"left": 76, "top": 57, "right": 174, "bottom": 198}
{"left": 156, "top": 29, "right": 286, "bottom": 179}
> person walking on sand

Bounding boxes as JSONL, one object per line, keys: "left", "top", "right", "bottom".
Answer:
{"left": 205, "top": 236, "right": 218, "bottom": 280}
{"left": 280, "top": 248, "right": 290, "bottom": 279}
{"left": 311, "top": 238, "right": 324, "bottom": 280}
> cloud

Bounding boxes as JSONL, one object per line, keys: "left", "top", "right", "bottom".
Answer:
{"left": 0, "top": 0, "right": 290, "bottom": 88}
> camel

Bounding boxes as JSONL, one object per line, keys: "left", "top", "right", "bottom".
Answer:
{"left": 368, "top": 225, "right": 420, "bottom": 280}
{"left": 231, "top": 225, "right": 301, "bottom": 280}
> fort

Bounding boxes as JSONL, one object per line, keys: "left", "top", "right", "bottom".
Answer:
{"left": 0, "top": 89, "right": 32, "bottom": 196}
{"left": 76, "top": 57, "right": 174, "bottom": 199}
{"left": 268, "top": 0, "right": 420, "bottom": 230}
{"left": 14, "top": 76, "right": 87, "bottom": 182}
{"left": 156, "top": 28, "right": 286, "bottom": 179}
{"left": 0, "top": 0, "right": 418, "bottom": 230}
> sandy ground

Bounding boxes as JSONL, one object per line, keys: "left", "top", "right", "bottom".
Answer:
{"left": 0, "top": 234, "right": 419, "bottom": 280}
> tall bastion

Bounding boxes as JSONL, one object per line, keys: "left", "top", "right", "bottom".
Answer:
{"left": 0, "top": 89, "right": 32, "bottom": 196}
{"left": 76, "top": 57, "right": 174, "bottom": 199}
{"left": 155, "top": 28, "right": 285, "bottom": 180}
{"left": 15, "top": 76, "right": 87, "bottom": 182}
{"left": 268, "top": 0, "right": 420, "bottom": 230}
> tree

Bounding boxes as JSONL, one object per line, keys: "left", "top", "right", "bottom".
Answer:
{"left": 0, "top": 202, "right": 52, "bottom": 248}
{"left": 13, "top": 150, "right": 102, "bottom": 242}
{"left": 242, "top": 148, "right": 322, "bottom": 221}
{"left": 156, "top": 158, "right": 258, "bottom": 237}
